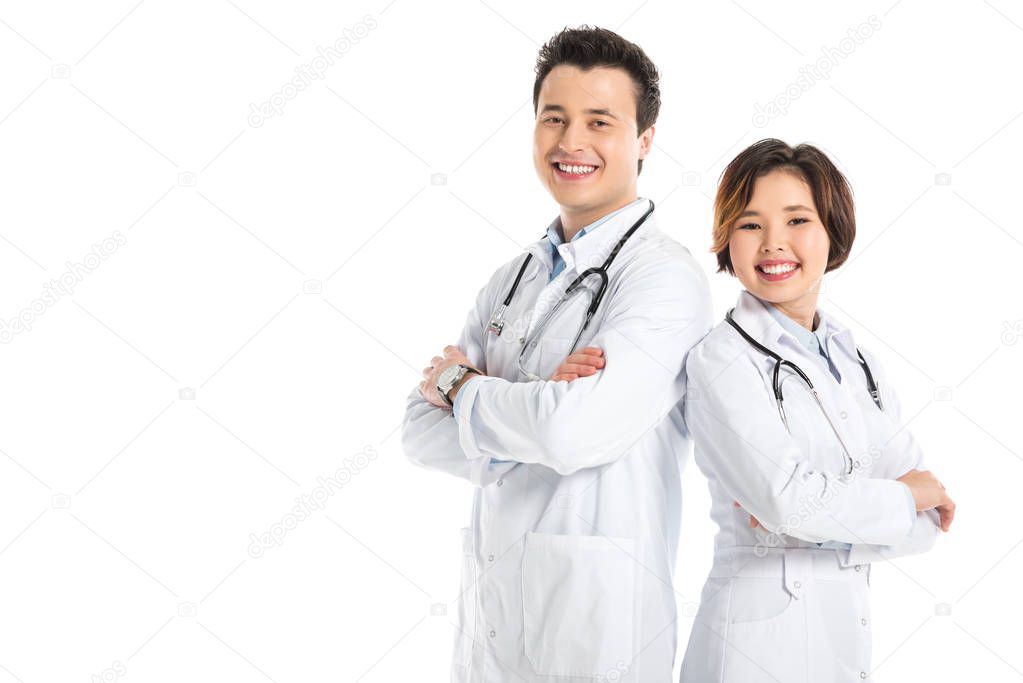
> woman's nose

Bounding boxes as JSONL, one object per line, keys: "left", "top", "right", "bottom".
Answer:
{"left": 760, "top": 225, "right": 786, "bottom": 251}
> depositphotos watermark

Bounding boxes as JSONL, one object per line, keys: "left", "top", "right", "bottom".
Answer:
{"left": 247, "top": 446, "right": 378, "bottom": 558}
{"left": 90, "top": 660, "right": 126, "bottom": 683}
{"left": 752, "top": 15, "right": 882, "bottom": 127}
{"left": 0, "top": 230, "right": 127, "bottom": 343}
{"left": 247, "top": 15, "right": 378, "bottom": 128}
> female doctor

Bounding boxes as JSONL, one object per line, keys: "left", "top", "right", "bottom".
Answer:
{"left": 552, "top": 138, "right": 957, "bottom": 682}
{"left": 677, "top": 139, "right": 955, "bottom": 682}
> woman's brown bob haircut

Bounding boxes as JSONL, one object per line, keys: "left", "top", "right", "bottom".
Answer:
{"left": 712, "top": 139, "right": 856, "bottom": 274}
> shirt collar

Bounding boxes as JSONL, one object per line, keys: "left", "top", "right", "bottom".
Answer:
{"left": 729, "top": 290, "right": 856, "bottom": 358}
{"left": 764, "top": 302, "right": 825, "bottom": 355}
{"left": 545, "top": 199, "right": 635, "bottom": 249}
{"left": 536, "top": 198, "right": 653, "bottom": 274}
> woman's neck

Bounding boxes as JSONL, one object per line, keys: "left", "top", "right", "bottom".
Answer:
{"left": 769, "top": 295, "right": 819, "bottom": 331}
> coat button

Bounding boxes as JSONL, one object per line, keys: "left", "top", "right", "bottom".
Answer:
{"left": 489, "top": 630, "right": 496, "bottom": 638}
{"left": 854, "top": 565, "right": 862, "bottom": 572}
{"left": 860, "top": 672, "right": 867, "bottom": 679}
{"left": 841, "top": 411, "right": 848, "bottom": 419}
{"left": 793, "top": 581, "right": 802, "bottom": 589}
{"left": 488, "top": 554, "right": 494, "bottom": 562}
{"left": 861, "top": 618, "right": 868, "bottom": 626}
{"left": 496, "top": 479, "right": 503, "bottom": 487}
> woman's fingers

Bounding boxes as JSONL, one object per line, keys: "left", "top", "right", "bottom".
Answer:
{"left": 937, "top": 498, "right": 956, "bottom": 532}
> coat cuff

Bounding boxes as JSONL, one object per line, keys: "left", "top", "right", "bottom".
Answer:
{"left": 452, "top": 375, "right": 508, "bottom": 485}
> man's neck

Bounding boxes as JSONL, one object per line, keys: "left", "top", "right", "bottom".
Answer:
{"left": 560, "top": 194, "right": 638, "bottom": 241}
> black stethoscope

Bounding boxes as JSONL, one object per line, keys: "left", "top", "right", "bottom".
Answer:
{"left": 486, "top": 200, "right": 655, "bottom": 380}
{"left": 725, "top": 308, "right": 884, "bottom": 474}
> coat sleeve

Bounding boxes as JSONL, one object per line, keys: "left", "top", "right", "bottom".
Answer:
{"left": 451, "top": 257, "right": 712, "bottom": 476}
{"left": 685, "top": 340, "right": 919, "bottom": 546}
{"left": 838, "top": 348, "right": 941, "bottom": 566}
{"left": 400, "top": 273, "right": 517, "bottom": 487}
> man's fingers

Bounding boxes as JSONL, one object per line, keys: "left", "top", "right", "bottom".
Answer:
{"left": 566, "top": 353, "right": 605, "bottom": 368}
{"left": 557, "top": 363, "right": 599, "bottom": 376}
{"left": 567, "top": 354, "right": 604, "bottom": 366}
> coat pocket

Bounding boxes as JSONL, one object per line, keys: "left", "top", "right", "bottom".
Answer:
{"left": 722, "top": 577, "right": 807, "bottom": 683}
{"left": 521, "top": 531, "right": 637, "bottom": 677}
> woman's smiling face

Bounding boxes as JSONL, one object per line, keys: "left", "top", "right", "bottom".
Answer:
{"left": 728, "top": 169, "right": 831, "bottom": 310}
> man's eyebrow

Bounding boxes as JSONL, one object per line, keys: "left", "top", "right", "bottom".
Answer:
{"left": 539, "top": 104, "right": 620, "bottom": 120}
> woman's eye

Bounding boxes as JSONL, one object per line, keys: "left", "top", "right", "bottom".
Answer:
{"left": 737, "top": 223, "right": 760, "bottom": 231}
{"left": 789, "top": 217, "right": 809, "bottom": 225}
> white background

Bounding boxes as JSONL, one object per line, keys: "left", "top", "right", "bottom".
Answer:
{"left": 0, "top": 1, "right": 1020, "bottom": 681}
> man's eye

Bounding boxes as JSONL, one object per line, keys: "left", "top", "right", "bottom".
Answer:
{"left": 593, "top": 120, "right": 609, "bottom": 127}
{"left": 545, "top": 117, "right": 563, "bottom": 124}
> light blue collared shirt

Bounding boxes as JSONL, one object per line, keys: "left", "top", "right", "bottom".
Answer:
{"left": 765, "top": 303, "right": 841, "bottom": 382}
{"left": 545, "top": 199, "right": 642, "bottom": 282}
{"left": 765, "top": 302, "right": 850, "bottom": 551}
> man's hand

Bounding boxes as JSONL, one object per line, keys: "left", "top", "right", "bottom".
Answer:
{"left": 551, "top": 347, "right": 605, "bottom": 382}
{"left": 419, "top": 345, "right": 482, "bottom": 409}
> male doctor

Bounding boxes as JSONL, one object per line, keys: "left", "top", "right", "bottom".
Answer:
{"left": 402, "top": 27, "right": 711, "bottom": 682}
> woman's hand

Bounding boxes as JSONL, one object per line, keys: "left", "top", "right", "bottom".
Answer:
{"left": 551, "top": 347, "right": 605, "bottom": 382}
{"left": 897, "top": 469, "right": 956, "bottom": 531}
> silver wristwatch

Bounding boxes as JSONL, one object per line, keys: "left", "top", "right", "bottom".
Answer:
{"left": 437, "top": 364, "right": 478, "bottom": 407}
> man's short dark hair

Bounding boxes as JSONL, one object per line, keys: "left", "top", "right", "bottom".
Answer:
{"left": 533, "top": 26, "right": 661, "bottom": 175}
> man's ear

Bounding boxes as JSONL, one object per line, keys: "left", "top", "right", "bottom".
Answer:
{"left": 638, "top": 124, "right": 655, "bottom": 160}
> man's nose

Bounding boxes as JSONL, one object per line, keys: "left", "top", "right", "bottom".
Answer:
{"left": 558, "top": 120, "right": 589, "bottom": 153}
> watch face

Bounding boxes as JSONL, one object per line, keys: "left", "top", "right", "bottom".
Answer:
{"left": 438, "top": 365, "right": 461, "bottom": 389}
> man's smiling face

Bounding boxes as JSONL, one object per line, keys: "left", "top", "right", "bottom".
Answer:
{"left": 533, "top": 65, "right": 653, "bottom": 228}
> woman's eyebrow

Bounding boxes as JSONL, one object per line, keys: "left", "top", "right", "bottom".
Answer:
{"left": 737, "top": 204, "right": 814, "bottom": 218}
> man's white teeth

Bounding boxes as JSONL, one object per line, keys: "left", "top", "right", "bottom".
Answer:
{"left": 760, "top": 263, "right": 798, "bottom": 275}
{"left": 557, "top": 162, "right": 597, "bottom": 174}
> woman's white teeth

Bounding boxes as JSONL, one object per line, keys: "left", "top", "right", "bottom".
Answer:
{"left": 557, "top": 162, "right": 596, "bottom": 174}
{"left": 760, "top": 263, "right": 798, "bottom": 274}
